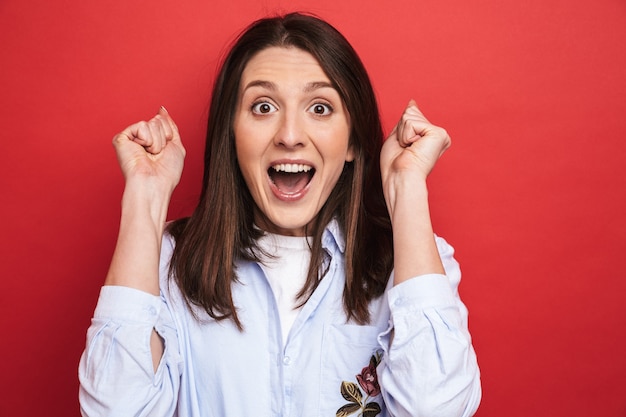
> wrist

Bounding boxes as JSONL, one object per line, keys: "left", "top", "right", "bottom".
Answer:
{"left": 385, "top": 176, "right": 429, "bottom": 221}
{"left": 121, "top": 180, "right": 172, "bottom": 230}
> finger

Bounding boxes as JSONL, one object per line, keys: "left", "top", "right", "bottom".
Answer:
{"left": 146, "top": 118, "right": 167, "bottom": 154}
{"left": 157, "top": 107, "right": 174, "bottom": 141}
{"left": 159, "top": 106, "right": 182, "bottom": 143}
{"left": 397, "top": 115, "right": 430, "bottom": 148}
{"left": 145, "top": 107, "right": 179, "bottom": 154}
{"left": 114, "top": 117, "right": 161, "bottom": 156}
{"left": 404, "top": 100, "right": 430, "bottom": 123}
{"left": 159, "top": 106, "right": 186, "bottom": 158}
{"left": 397, "top": 100, "right": 450, "bottom": 148}
{"left": 113, "top": 108, "right": 184, "bottom": 160}
{"left": 111, "top": 122, "right": 152, "bottom": 173}
{"left": 122, "top": 120, "right": 154, "bottom": 150}
{"left": 396, "top": 101, "right": 422, "bottom": 147}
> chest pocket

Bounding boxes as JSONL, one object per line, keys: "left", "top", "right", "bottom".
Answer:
{"left": 320, "top": 324, "right": 387, "bottom": 417}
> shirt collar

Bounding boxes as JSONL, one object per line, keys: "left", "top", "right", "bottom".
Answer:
{"left": 322, "top": 218, "right": 346, "bottom": 254}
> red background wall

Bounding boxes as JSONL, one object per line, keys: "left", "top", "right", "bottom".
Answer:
{"left": 1, "top": 0, "right": 625, "bottom": 416}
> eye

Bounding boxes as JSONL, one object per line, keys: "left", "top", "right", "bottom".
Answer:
{"left": 252, "top": 101, "right": 277, "bottom": 114}
{"left": 308, "top": 103, "right": 332, "bottom": 116}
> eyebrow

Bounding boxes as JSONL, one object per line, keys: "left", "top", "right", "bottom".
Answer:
{"left": 304, "top": 81, "right": 335, "bottom": 93}
{"left": 241, "top": 80, "right": 336, "bottom": 93}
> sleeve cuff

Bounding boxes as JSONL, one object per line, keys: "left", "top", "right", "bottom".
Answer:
{"left": 387, "top": 274, "right": 456, "bottom": 311}
{"left": 94, "top": 285, "right": 163, "bottom": 324}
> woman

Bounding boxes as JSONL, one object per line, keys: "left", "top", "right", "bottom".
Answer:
{"left": 79, "top": 12, "right": 481, "bottom": 417}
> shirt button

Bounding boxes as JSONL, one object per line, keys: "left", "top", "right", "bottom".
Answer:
{"left": 283, "top": 356, "right": 291, "bottom": 365}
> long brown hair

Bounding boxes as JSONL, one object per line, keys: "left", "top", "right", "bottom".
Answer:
{"left": 168, "top": 12, "right": 393, "bottom": 329}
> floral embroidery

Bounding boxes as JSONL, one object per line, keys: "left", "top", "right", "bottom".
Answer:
{"left": 336, "top": 352, "right": 382, "bottom": 417}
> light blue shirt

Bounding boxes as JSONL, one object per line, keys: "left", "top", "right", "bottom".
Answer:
{"left": 79, "top": 220, "right": 481, "bottom": 416}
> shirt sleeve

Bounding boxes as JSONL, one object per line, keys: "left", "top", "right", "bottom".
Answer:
{"left": 78, "top": 285, "right": 183, "bottom": 417}
{"left": 377, "top": 236, "right": 482, "bottom": 417}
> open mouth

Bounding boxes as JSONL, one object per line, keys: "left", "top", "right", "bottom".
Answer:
{"left": 268, "top": 163, "right": 315, "bottom": 195}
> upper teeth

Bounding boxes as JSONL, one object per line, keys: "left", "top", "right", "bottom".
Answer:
{"left": 272, "top": 163, "right": 312, "bottom": 173}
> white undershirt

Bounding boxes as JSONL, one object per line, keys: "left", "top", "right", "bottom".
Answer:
{"left": 256, "top": 233, "right": 311, "bottom": 347}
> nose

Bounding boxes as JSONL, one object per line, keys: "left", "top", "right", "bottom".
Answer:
{"left": 273, "top": 110, "right": 306, "bottom": 149}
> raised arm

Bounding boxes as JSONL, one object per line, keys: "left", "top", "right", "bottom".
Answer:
{"left": 378, "top": 102, "right": 481, "bottom": 416}
{"left": 105, "top": 107, "right": 185, "bottom": 370}
{"left": 79, "top": 109, "right": 186, "bottom": 417}
{"left": 106, "top": 106, "right": 185, "bottom": 294}
{"left": 380, "top": 100, "right": 450, "bottom": 284}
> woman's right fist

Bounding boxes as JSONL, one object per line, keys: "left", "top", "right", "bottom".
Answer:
{"left": 112, "top": 107, "right": 186, "bottom": 193}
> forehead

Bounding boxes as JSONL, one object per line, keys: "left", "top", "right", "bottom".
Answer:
{"left": 240, "top": 46, "right": 330, "bottom": 86}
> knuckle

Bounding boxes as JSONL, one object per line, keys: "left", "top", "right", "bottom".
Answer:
{"left": 112, "top": 133, "right": 126, "bottom": 146}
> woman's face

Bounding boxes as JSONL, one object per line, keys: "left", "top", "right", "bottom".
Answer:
{"left": 234, "top": 46, "right": 353, "bottom": 236}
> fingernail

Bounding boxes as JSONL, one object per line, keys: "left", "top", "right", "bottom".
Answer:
{"left": 160, "top": 105, "right": 169, "bottom": 114}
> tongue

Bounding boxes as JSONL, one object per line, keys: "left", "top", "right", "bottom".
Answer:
{"left": 272, "top": 171, "right": 310, "bottom": 194}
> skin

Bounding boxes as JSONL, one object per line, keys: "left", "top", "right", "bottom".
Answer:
{"left": 380, "top": 100, "right": 449, "bottom": 284}
{"left": 233, "top": 47, "right": 353, "bottom": 237}
{"left": 104, "top": 47, "right": 450, "bottom": 371}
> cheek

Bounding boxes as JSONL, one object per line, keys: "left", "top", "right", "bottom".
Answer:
{"left": 328, "top": 129, "right": 352, "bottom": 166}
{"left": 323, "top": 145, "right": 351, "bottom": 190}
{"left": 236, "top": 151, "right": 260, "bottom": 191}
{"left": 234, "top": 128, "right": 260, "bottom": 171}
{"left": 234, "top": 148, "right": 259, "bottom": 198}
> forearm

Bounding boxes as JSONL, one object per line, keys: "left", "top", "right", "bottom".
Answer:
{"left": 103, "top": 180, "right": 170, "bottom": 369}
{"left": 381, "top": 101, "right": 451, "bottom": 285}
{"left": 104, "top": 180, "right": 172, "bottom": 296}
{"left": 388, "top": 178, "right": 444, "bottom": 285}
